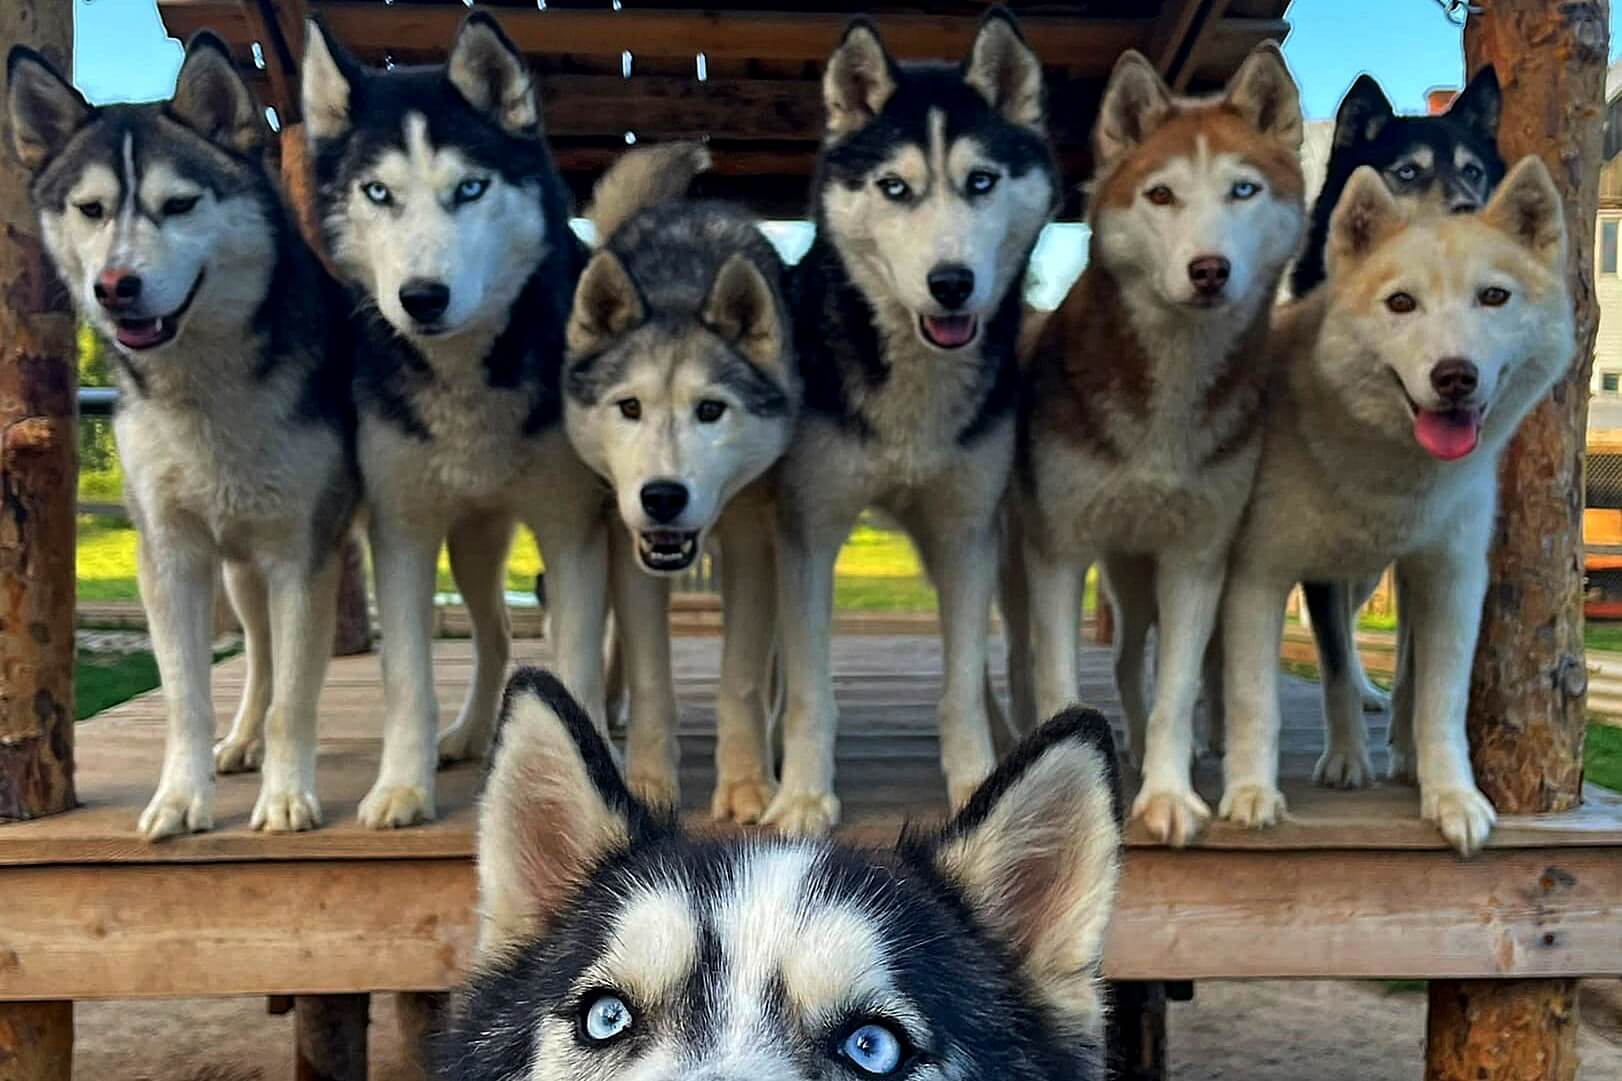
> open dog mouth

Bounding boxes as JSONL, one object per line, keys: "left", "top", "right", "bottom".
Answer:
{"left": 1392, "top": 373, "right": 1484, "bottom": 461}
{"left": 636, "top": 528, "right": 701, "bottom": 573}
{"left": 114, "top": 268, "right": 206, "bottom": 351}
{"left": 918, "top": 314, "right": 979, "bottom": 350}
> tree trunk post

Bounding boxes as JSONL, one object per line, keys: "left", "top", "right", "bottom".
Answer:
{"left": 294, "top": 995, "right": 369, "bottom": 1081}
{"left": 1105, "top": 981, "right": 1168, "bottom": 1081}
{"left": 395, "top": 991, "right": 448, "bottom": 1081}
{"left": 1428, "top": 3, "right": 1608, "bottom": 1079}
{"left": 0, "top": 1, "right": 76, "bottom": 1076}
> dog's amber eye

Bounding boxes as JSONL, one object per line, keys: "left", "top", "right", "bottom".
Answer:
{"left": 162, "top": 195, "right": 200, "bottom": 217}
{"left": 695, "top": 399, "right": 727, "bottom": 423}
{"left": 617, "top": 398, "right": 642, "bottom": 421}
{"left": 876, "top": 176, "right": 911, "bottom": 202}
{"left": 1385, "top": 292, "right": 1418, "bottom": 314}
{"left": 1479, "top": 286, "right": 1510, "bottom": 307}
{"left": 1146, "top": 185, "right": 1175, "bottom": 207}
{"left": 76, "top": 201, "right": 105, "bottom": 221}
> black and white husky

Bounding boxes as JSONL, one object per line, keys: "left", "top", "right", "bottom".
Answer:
{"left": 768, "top": 11, "right": 1058, "bottom": 834}
{"left": 303, "top": 13, "right": 655, "bottom": 827}
{"left": 8, "top": 35, "right": 358, "bottom": 839}
{"left": 440, "top": 668, "right": 1123, "bottom": 1081}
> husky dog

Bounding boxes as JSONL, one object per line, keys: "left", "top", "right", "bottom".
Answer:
{"left": 564, "top": 143, "right": 797, "bottom": 816}
{"left": 439, "top": 668, "right": 1123, "bottom": 1081}
{"left": 1218, "top": 158, "right": 1572, "bottom": 855}
{"left": 1015, "top": 46, "right": 1304, "bottom": 846}
{"left": 8, "top": 36, "right": 358, "bottom": 839}
{"left": 767, "top": 11, "right": 1058, "bottom": 834}
{"left": 303, "top": 14, "right": 660, "bottom": 827}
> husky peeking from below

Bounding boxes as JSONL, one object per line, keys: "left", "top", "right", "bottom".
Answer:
{"left": 1218, "top": 157, "right": 1572, "bottom": 856}
{"left": 767, "top": 10, "right": 1058, "bottom": 835}
{"left": 1011, "top": 44, "right": 1305, "bottom": 847}
{"left": 302, "top": 13, "right": 672, "bottom": 827}
{"left": 8, "top": 35, "right": 359, "bottom": 839}
{"left": 565, "top": 143, "right": 798, "bottom": 818}
{"left": 438, "top": 668, "right": 1123, "bottom": 1081}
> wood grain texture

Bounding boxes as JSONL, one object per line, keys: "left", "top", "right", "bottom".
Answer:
{"left": 0, "top": 1001, "right": 71, "bottom": 1081}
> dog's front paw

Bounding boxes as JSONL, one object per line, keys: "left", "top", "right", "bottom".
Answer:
{"left": 1313, "top": 747, "right": 1375, "bottom": 789}
{"left": 1132, "top": 785, "right": 1210, "bottom": 847}
{"left": 251, "top": 786, "right": 323, "bottom": 833}
{"left": 711, "top": 774, "right": 777, "bottom": 824}
{"left": 626, "top": 765, "right": 681, "bottom": 811}
{"left": 1422, "top": 785, "right": 1496, "bottom": 857}
{"left": 358, "top": 783, "right": 436, "bottom": 829}
{"left": 138, "top": 780, "right": 215, "bottom": 841}
{"left": 762, "top": 788, "right": 841, "bottom": 837}
{"left": 1220, "top": 783, "right": 1288, "bottom": 829}
{"left": 1386, "top": 746, "right": 1418, "bottom": 785}
{"left": 436, "top": 721, "right": 491, "bottom": 766}
{"left": 213, "top": 735, "right": 263, "bottom": 774}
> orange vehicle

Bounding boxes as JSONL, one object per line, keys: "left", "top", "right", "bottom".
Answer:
{"left": 1586, "top": 438, "right": 1622, "bottom": 618}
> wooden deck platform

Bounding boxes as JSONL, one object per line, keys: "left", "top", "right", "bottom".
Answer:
{"left": 4, "top": 635, "right": 1620, "bottom": 1002}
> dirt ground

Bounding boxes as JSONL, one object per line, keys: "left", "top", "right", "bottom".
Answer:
{"left": 71, "top": 979, "right": 1622, "bottom": 1080}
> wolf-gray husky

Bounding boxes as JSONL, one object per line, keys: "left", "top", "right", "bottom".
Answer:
{"left": 564, "top": 143, "right": 798, "bottom": 818}
{"left": 766, "top": 11, "right": 1058, "bottom": 834}
{"left": 8, "top": 35, "right": 359, "bottom": 839}
{"left": 1218, "top": 158, "right": 1572, "bottom": 855}
{"left": 303, "top": 13, "right": 661, "bottom": 827}
{"left": 439, "top": 668, "right": 1123, "bottom": 1081}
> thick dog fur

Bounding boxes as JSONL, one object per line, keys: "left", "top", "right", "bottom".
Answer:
{"left": 304, "top": 13, "right": 662, "bottom": 828}
{"left": 1218, "top": 158, "right": 1572, "bottom": 855}
{"left": 8, "top": 36, "right": 358, "bottom": 839}
{"left": 1013, "top": 45, "right": 1305, "bottom": 846}
{"left": 440, "top": 668, "right": 1123, "bottom": 1081}
{"left": 564, "top": 143, "right": 798, "bottom": 818}
{"left": 768, "top": 10, "right": 1059, "bottom": 834}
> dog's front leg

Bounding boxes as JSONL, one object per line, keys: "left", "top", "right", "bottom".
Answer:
{"left": 1218, "top": 565, "right": 1291, "bottom": 832}
{"left": 1022, "top": 530, "right": 1087, "bottom": 723}
{"left": 252, "top": 551, "right": 339, "bottom": 832}
{"left": 612, "top": 532, "right": 680, "bottom": 808}
{"left": 1100, "top": 553, "right": 1156, "bottom": 768}
{"left": 1386, "top": 570, "right": 1417, "bottom": 783}
{"left": 1401, "top": 546, "right": 1495, "bottom": 856}
{"left": 360, "top": 513, "right": 442, "bottom": 828}
{"left": 436, "top": 510, "right": 516, "bottom": 765}
{"left": 532, "top": 510, "right": 610, "bottom": 737}
{"left": 215, "top": 559, "right": 270, "bottom": 774}
{"left": 136, "top": 531, "right": 220, "bottom": 840}
{"left": 712, "top": 503, "right": 778, "bottom": 823}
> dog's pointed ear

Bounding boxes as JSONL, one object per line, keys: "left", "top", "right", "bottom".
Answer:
{"left": 568, "top": 250, "right": 646, "bottom": 358}
{"left": 1448, "top": 66, "right": 1501, "bottom": 145}
{"left": 1482, "top": 155, "right": 1566, "bottom": 271}
{"left": 447, "top": 12, "right": 540, "bottom": 137}
{"left": 823, "top": 19, "right": 897, "bottom": 138}
{"left": 6, "top": 46, "right": 89, "bottom": 172}
{"left": 1094, "top": 51, "right": 1172, "bottom": 167}
{"left": 1333, "top": 74, "right": 1393, "bottom": 150}
{"left": 702, "top": 254, "right": 787, "bottom": 374}
{"left": 476, "top": 669, "right": 661, "bottom": 960}
{"left": 1327, "top": 165, "right": 1404, "bottom": 273}
{"left": 169, "top": 33, "right": 267, "bottom": 155}
{"left": 919, "top": 709, "right": 1122, "bottom": 1037}
{"left": 302, "top": 17, "right": 357, "bottom": 144}
{"left": 1223, "top": 41, "right": 1301, "bottom": 151}
{"left": 962, "top": 9, "right": 1045, "bottom": 132}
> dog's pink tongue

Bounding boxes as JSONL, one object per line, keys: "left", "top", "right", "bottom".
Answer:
{"left": 1413, "top": 408, "right": 1482, "bottom": 461}
{"left": 921, "top": 314, "right": 976, "bottom": 348}
{"left": 116, "top": 318, "right": 166, "bottom": 350}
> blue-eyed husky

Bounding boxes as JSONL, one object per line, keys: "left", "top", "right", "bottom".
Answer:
{"left": 8, "top": 35, "right": 359, "bottom": 838}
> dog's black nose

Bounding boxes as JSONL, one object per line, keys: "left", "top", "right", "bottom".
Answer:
{"left": 1188, "top": 255, "right": 1231, "bottom": 297}
{"left": 1449, "top": 201, "right": 1479, "bottom": 215}
{"left": 1430, "top": 357, "right": 1479, "bottom": 401}
{"left": 927, "top": 264, "right": 975, "bottom": 310}
{"left": 640, "top": 481, "right": 690, "bottom": 525}
{"left": 94, "top": 268, "right": 142, "bottom": 311}
{"left": 399, "top": 279, "right": 451, "bottom": 324}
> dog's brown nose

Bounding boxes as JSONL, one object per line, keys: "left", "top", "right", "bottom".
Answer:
{"left": 1188, "top": 255, "right": 1230, "bottom": 297}
{"left": 1430, "top": 357, "right": 1479, "bottom": 401}
{"left": 94, "top": 267, "right": 142, "bottom": 311}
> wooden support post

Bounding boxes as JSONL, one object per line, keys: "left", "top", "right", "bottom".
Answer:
{"left": 1105, "top": 981, "right": 1168, "bottom": 1081}
{"left": 0, "top": 1, "right": 76, "bottom": 1077}
{"left": 395, "top": 992, "right": 448, "bottom": 1081}
{"left": 294, "top": 995, "right": 368, "bottom": 1081}
{"left": 1427, "top": 3, "right": 1608, "bottom": 1080}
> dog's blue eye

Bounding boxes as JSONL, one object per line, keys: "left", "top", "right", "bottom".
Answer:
{"left": 1462, "top": 163, "right": 1483, "bottom": 182}
{"left": 581, "top": 993, "right": 633, "bottom": 1044}
{"left": 841, "top": 1023, "right": 904, "bottom": 1075}
{"left": 876, "top": 177, "right": 910, "bottom": 202}
{"left": 1230, "top": 180, "right": 1259, "bottom": 200}
{"left": 696, "top": 399, "right": 726, "bottom": 423}
{"left": 966, "top": 170, "right": 999, "bottom": 195}
{"left": 1394, "top": 164, "right": 1420, "bottom": 182}
{"left": 455, "top": 177, "right": 490, "bottom": 205}
{"left": 362, "top": 181, "right": 392, "bottom": 206}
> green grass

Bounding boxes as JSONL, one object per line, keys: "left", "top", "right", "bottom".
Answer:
{"left": 1587, "top": 723, "right": 1622, "bottom": 792}
{"left": 73, "top": 649, "right": 161, "bottom": 720}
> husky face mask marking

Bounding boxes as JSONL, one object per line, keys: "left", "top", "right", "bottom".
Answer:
{"left": 303, "top": 14, "right": 549, "bottom": 342}
{"left": 816, "top": 17, "right": 1057, "bottom": 353}
{"left": 442, "top": 670, "right": 1124, "bottom": 1081}
{"left": 8, "top": 35, "right": 275, "bottom": 356}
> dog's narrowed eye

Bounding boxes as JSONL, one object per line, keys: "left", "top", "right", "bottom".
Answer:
{"left": 454, "top": 177, "right": 490, "bottom": 205}
{"left": 361, "top": 181, "right": 393, "bottom": 206}
{"left": 1479, "top": 286, "right": 1511, "bottom": 307}
{"left": 162, "top": 195, "right": 200, "bottom": 217}
{"left": 579, "top": 993, "right": 634, "bottom": 1045}
{"left": 75, "top": 201, "right": 105, "bottom": 221}
{"left": 1230, "top": 180, "right": 1260, "bottom": 201}
{"left": 840, "top": 1022, "right": 907, "bottom": 1076}
{"left": 617, "top": 398, "right": 642, "bottom": 421}
{"left": 1145, "top": 185, "right": 1176, "bottom": 207}
{"left": 1385, "top": 291, "right": 1418, "bottom": 314}
{"left": 965, "top": 170, "right": 1000, "bottom": 196}
{"left": 876, "top": 176, "right": 911, "bottom": 202}
{"left": 695, "top": 399, "right": 727, "bottom": 423}
{"left": 1393, "top": 163, "right": 1421, "bottom": 183}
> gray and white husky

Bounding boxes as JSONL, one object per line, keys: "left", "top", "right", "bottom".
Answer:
{"left": 8, "top": 35, "right": 359, "bottom": 839}
{"left": 303, "top": 13, "right": 658, "bottom": 827}
{"left": 439, "top": 668, "right": 1123, "bottom": 1081}
{"left": 1218, "top": 158, "right": 1572, "bottom": 855}
{"left": 768, "top": 11, "right": 1058, "bottom": 834}
{"left": 564, "top": 143, "right": 798, "bottom": 817}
